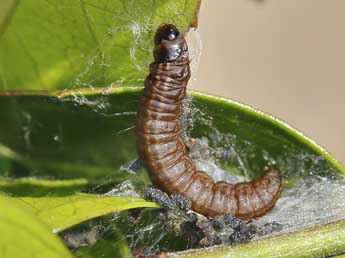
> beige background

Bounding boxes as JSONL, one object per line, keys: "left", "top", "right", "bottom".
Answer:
{"left": 191, "top": 0, "right": 345, "bottom": 164}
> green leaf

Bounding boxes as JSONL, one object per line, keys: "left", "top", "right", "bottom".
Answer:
{"left": 0, "top": 0, "right": 18, "bottom": 36}
{"left": 0, "top": 88, "right": 344, "bottom": 257}
{"left": 190, "top": 91, "right": 345, "bottom": 179}
{"left": 0, "top": 177, "right": 89, "bottom": 196}
{"left": 0, "top": 141, "right": 21, "bottom": 160}
{"left": 0, "top": 88, "right": 343, "bottom": 183}
{"left": 168, "top": 220, "right": 345, "bottom": 258}
{"left": 0, "top": 0, "right": 200, "bottom": 90}
{"left": 0, "top": 194, "right": 73, "bottom": 258}
{"left": 0, "top": 141, "right": 32, "bottom": 178}
{"left": 18, "top": 193, "right": 158, "bottom": 232}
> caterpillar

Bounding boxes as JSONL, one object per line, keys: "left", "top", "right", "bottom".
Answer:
{"left": 136, "top": 24, "right": 282, "bottom": 219}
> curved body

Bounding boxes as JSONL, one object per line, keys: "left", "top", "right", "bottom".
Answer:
{"left": 136, "top": 25, "right": 282, "bottom": 219}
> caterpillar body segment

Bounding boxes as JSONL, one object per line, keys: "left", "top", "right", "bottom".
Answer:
{"left": 136, "top": 24, "right": 282, "bottom": 219}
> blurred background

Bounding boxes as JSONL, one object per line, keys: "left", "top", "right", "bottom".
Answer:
{"left": 192, "top": 0, "right": 345, "bottom": 164}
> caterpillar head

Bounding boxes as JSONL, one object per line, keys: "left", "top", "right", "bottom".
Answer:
{"left": 153, "top": 24, "right": 188, "bottom": 63}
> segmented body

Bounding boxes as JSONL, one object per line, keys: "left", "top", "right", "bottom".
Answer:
{"left": 136, "top": 24, "right": 282, "bottom": 219}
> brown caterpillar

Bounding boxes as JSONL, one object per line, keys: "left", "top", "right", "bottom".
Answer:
{"left": 136, "top": 24, "right": 282, "bottom": 219}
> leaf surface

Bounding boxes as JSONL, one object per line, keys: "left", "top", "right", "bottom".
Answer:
{"left": 169, "top": 220, "right": 345, "bottom": 258}
{"left": 0, "top": 177, "right": 88, "bottom": 196}
{"left": 19, "top": 193, "right": 158, "bottom": 232}
{"left": 0, "top": 88, "right": 344, "bottom": 257}
{"left": 0, "top": 0, "right": 200, "bottom": 90}
{"left": 0, "top": 194, "right": 73, "bottom": 258}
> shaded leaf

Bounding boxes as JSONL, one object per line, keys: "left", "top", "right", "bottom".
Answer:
{"left": 0, "top": 177, "right": 88, "bottom": 196}
{"left": 0, "top": 88, "right": 343, "bottom": 184}
{"left": 0, "top": 141, "right": 32, "bottom": 177}
{"left": 74, "top": 230, "right": 130, "bottom": 258}
{"left": 0, "top": 194, "right": 73, "bottom": 258}
{"left": 0, "top": 141, "right": 21, "bottom": 160}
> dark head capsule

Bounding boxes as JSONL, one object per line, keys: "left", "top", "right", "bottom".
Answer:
{"left": 154, "top": 24, "right": 180, "bottom": 45}
{"left": 153, "top": 24, "right": 187, "bottom": 63}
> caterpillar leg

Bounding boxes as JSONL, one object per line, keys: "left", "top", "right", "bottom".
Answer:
{"left": 144, "top": 187, "right": 192, "bottom": 211}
